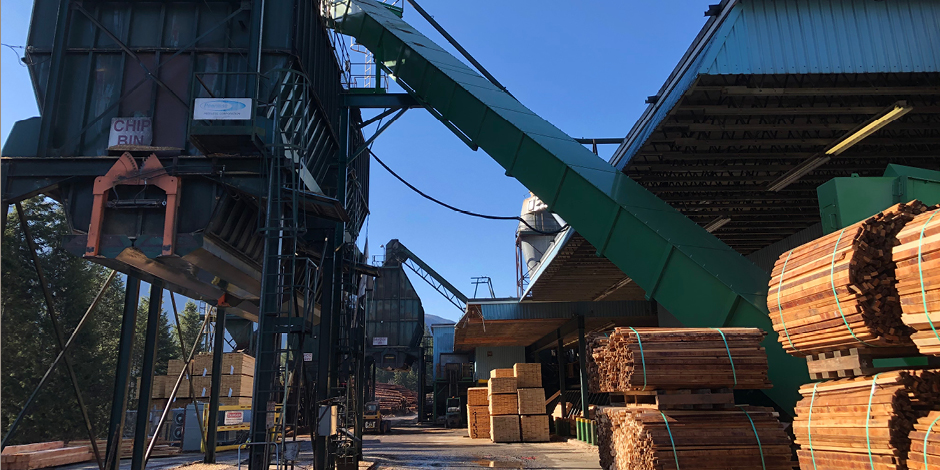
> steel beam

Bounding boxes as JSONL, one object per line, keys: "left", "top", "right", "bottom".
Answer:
{"left": 36, "top": 0, "right": 72, "bottom": 156}
{"left": 204, "top": 308, "right": 227, "bottom": 463}
{"left": 105, "top": 277, "right": 140, "bottom": 470}
{"left": 314, "top": 232, "right": 336, "bottom": 470}
{"left": 555, "top": 329, "right": 566, "bottom": 433}
{"left": 10, "top": 204, "right": 102, "bottom": 468}
{"left": 131, "top": 281, "right": 163, "bottom": 470}
{"left": 576, "top": 316, "right": 589, "bottom": 417}
{"left": 342, "top": 93, "right": 419, "bottom": 109}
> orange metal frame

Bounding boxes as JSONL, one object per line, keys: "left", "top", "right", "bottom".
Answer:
{"left": 86, "top": 152, "right": 181, "bottom": 257}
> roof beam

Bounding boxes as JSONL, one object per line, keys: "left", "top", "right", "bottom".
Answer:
{"left": 695, "top": 86, "right": 940, "bottom": 96}
{"left": 674, "top": 105, "right": 940, "bottom": 115}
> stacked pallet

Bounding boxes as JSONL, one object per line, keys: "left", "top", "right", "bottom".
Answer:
{"left": 792, "top": 370, "right": 940, "bottom": 470}
{"left": 467, "top": 387, "right": 490, "bottom": 439}
{"left": 767, "top": 202, "right": 929, "bottom": 356}
{"left": 597, "top": 407, "right": 794, "bottom": 470}
{"left": 894, "top": 208, "right": 940, "bottom": 356}
{"left": 588, "top": 328, "right": 771, "bottom": 392}
{"left": 908, "top": 411, "right": 940, "bottom": 470}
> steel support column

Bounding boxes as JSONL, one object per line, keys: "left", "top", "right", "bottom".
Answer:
{"left": 417, "top": 352, "right": 426, "bottom": 422}
{"left": 36, "top": 0, "right": 72, "bottom": 156}
{"left": 576, "top": 315, "right": 589, "bottom": 418}
{"left": 555, "top": 329, "right": 566, "bottom": 427}
{"left": 105, "top": 277, "right": 140, "bottom": 470}
{"left": 205, "top": 308, "right": 227, "bottom": 463}
{"left": 314, "top": 232, "right": 335, "bottom": 470}
{"left": 131, "top": 281, "right": 164, "bottom": 470}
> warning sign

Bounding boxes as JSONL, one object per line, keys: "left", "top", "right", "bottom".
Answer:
{"left": 372, "top": 337, "right": 388, "bottom": 346}
{"left": 108, "top": 117, "right": 152, "bottom": 147}
{"left": 224, "top": 410, "right": 244, "bottom": 425}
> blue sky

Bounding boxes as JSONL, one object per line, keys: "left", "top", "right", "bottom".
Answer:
{"left": 2, "top": 0, "right": 709, "bottom": 323}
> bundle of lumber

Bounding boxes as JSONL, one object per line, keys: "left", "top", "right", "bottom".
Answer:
{"left": 588, "top": 327, "right": 771, "bottom": 392}
{"left": 596, "top": 406, "right": 793, "bottom": 470}
{"left": 67, "top": 439, "right": 179, "bottom": 459}
{"left": 894, "top": 208, "right": 940, "bottom": 356}
{"left": 908, "top": 411, "right": 940, "bottom": 470}
{"left": 792, "top": 370, "right": 940, "bottom": 470}
{"left": 375, "top": 383, "right": 418, "bottom": 414}
{"left": 587, "top": 333, "right": 609, "bottom": 393}
{"left": 767, "top": 202, "right": 930, "bottom": 356}
{"left": 1, "top": 442, "right": 91, "bottom": 470}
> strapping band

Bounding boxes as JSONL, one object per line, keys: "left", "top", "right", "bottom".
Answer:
{"left": 925, "top": 413, "right": 940, "bottom": 470}
{"left": 830, "top": 228, "right": 875, "bottom": 347}
{"left": 628, "top": 327, "right": 647, "bottom": 391}
{"left": 776, "top": 249, "right": 800, "bottom": 351}
{"left": 738, "top": 406, "right": 766, "bottom": 470}
{"left": 659, "top": 411, "right": 680, "bottom": 470}
{"left": 808, "top": 383, "right": 819, "bottom": 470}
{"left": 918, "top": 210, "right": 940, "bottom": 344}
{"left": 866, "top": 373, "right": 882, "bottom": 470}
{"left": 712, "top": 327, "right": 737, "bottom": 386}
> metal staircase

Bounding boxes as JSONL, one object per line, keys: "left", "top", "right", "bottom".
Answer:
{"left": 327, "top": 0, "right": 808, "bottom": 413}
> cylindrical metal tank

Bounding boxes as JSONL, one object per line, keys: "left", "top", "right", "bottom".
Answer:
{"left": 516, "top": 192, "right": 564, "bottom": 275}
{"left": 366, "top": 266, "right": 426, "bottom": 371}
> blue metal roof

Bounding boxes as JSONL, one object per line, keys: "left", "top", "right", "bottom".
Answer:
{"left": 611, "top": 0, "right": 940, "bottom": 169}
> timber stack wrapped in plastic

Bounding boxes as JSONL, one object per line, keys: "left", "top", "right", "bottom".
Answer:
{"left": 766, "top": 201, "right": 931, "bottom": 356}
{"left": 893, "top": 208, "right": 940, "bottom": 356}
{"left": 596, "top": 407, "right": 794, "bottom": 470}
{"left": 587, "top": 328, "right": 771, "bottom": 392}
{"left": 792, "top": 370, "right": 940, "bottom": 470}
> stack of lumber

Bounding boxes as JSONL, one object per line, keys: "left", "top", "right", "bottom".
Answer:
{"left": 514, "top": 363, "right": 549, "bottom": 441}
{"left": 587, "top": 333, "right": 609, "bottom": 393}
{"left": 908, "top": 411, "right": 940, "bottom": 470}
{"left": 792, "top": 369, "right": 940, "bottom": 470}
{"left": 1, "top": 442, "right": 91, "bottom": 470}
{"left": 588, "top": 328, "right": 771, "bottom": 392}
{"left": 490, "top": 415, "right": 521, "bottom": 443}
{"left": 467, "top": 387, "right": 490, "bottom": 439}
{"left": 487, "top": 369, "right": 519, "bottom": 442}
{"left": 375, "top": 383, "right": 418, "bottom": 415}
{"left": 894, "top": 208, "right": 940, "bottom": 356}
{"left": 597, "top": 406, "right": 794, "bottom": 470}
{"left": 155, "top": 352, "right": 256, "bottom": 401}
{"left": 68, "top": 439, "right": 179, "bottom": 459}
{"left": 514, "top": 363, "right": 542, "bottom": 388}
{"left": 520, "top": 415, "right": 550, "bottom": 443}
{"left": 767, "top": 202, "right": 929, "bottom": 356}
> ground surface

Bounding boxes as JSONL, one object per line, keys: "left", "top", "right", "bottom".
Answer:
{"left": 362, "top": 416, "right": 601, "bottom": 469}
{"left": 58, "top": 415, "right": 599, "bottom": 469}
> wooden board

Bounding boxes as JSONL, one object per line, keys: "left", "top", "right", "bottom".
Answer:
{"left": 520, "top": 415, "right": 550, "bottom": 443}
{"left": 488, "top": 377, "right": 517, "bottom": 395}
{"left": 488, "top": 393, "right": 518, "bottom": 416}
{"left": 467, "top": 387, "right": 489, "bottom": 407}
{"left": 517, "top": 388, "right": 546, "bottom": 415}
{"left": 805, "top": 346, "right": 922, "bottom": 380}
{"left": 609, "top": 388, "right": 735, "bottom": 410}
{"left": 490, "top": 415, "right": 521, "bottom": 443}
{"left": 514, "top": 363, "right": 542, "bottom": 388}
{"left": 490, "top": 368, "right": 514, "bottom": 379}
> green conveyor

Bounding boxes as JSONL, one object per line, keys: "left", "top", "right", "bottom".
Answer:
{"left": 330, "top": 0, "right": 807, "bottom": 413}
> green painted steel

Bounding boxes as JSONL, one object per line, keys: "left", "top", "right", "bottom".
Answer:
{"left": 331, "top": 0, "right": 807, "bottom": 412}
{"left": 818, "top": 164, "right": 940, "bottom": 234}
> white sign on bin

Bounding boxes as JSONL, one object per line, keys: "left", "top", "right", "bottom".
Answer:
{"left": 223, "top": 410, "right": 244, "bottom": 425}
{"left": 193, "top": 98, "right": 252, "bottom": 120}
{"left": 109, "top": 117, "right": 152, "bottom": 147}
{"left": 372, "top": 337, "right": 388, "bottom": 346}
{"left": 303, "top": 352, "right": 313, "bottom": 362}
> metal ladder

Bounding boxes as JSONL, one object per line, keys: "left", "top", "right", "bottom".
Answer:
{"left": 249, "top": 69, "right": 314, "bottom": 470}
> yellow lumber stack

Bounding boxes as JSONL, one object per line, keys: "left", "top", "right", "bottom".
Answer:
{"left": 514, "top": 363, "right": 542, "bottom": 388}
{"left": 793, "top": 370, "right": 940, "bottom": 470}
{"left": 489, "top": 415, "right": 520, "bottom": 443}
{"left": 481, "top": 363, "right": 550, "bottom": 443}
{"left": 894, "top": 208, "right": 940, "bottom": 356}
{"left": 468, "top": 406, "right": 490, "bottom": 439}
{"left": 520, "top": 415, "right": 550, "bottom": 443}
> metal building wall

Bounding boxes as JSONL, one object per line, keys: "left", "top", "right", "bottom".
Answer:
{"left": 430, "top": 324, "right": 455, "bottom": 381}
{"left": 473, "top": 346, "right": 526, "bottom": 381}
{"left": 745, "top": 223, "right": 824, "bottom": 274}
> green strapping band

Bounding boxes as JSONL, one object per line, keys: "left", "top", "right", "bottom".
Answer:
{"left": 808, "top": 383, "right": 819, "bottom": 470}
{"left": 830, "top": 228, "right": 876, "bottom": 347}
{"left": 628, "top": 327, "right": 647, "bottom": 391}
{"left": 776, "top": 249, "right": 800, "bottom": 351}
{"left": 917, "top": 210, "right": 940, "bottom": 344}
{"left": 711, "top": 327, "right": 737, "bottom": 386}
{"left": 925, "top": 413, "right": 940, "bottom": 470}
{"left": 866, "top": 373, "right": 882, "bottom": 470}
{"left": 738, "top": 406, "right": 766, "bottom": 470}
{"left": 659, "top": 410, "right": 680, "bottom": 470}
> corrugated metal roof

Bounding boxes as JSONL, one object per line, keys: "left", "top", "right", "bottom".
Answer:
{"left": 612, "top": 0, "right": 940, "bottom": 169}
{"left": 475, "top": 300, "right": 651, "bottom": 321}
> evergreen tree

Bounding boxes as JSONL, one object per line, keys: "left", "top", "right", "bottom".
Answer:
{"left": 132, "top": 297, "right": 180, "bottom": 378}
{"left": 174, "top": 301, "right": 205, "bottom": 355}
{"left": 1, "top": 198, "right": 126, "bottom": 444}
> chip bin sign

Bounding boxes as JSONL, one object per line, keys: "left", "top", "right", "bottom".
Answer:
{"left": 109, "top": 117, "right": 152, "bottom": 147}
{"left": 194, "top": 98, "right": 253, "bottom": 120}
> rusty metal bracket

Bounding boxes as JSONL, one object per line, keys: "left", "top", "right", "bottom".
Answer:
{"left": 86, "top": 152, "right": 181, "bottom": 257}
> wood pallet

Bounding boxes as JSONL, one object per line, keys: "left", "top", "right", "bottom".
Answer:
{"left": 608, "top": 388, "right": 735, "bottom": 410}
{"left": 805, "top": 346, "right": 922, "bottom": 379}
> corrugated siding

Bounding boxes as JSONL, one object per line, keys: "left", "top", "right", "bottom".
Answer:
{"left": 478, "top": 300, "right": 652, "bottom": 321}
{"left": 703, "top": 0, "right": 940, "bottom": 75}
{"left": 474, "top": 346, "right": 526, "bottom": 381}
{"left": 431, "top": 324, "right": 455, "bottom": 380}
{"left": 745, "top": 223, "right": 824, "bottom": 274}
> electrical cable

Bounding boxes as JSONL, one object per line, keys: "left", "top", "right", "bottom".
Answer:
{"left": 370, "top": 150, "right": 570, "bottom": 235}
